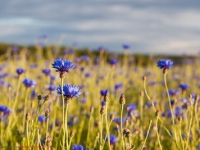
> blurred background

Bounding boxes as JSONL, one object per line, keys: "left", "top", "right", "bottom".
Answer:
{"left": 0, "top": 0, "right": 200, "bottom": 55}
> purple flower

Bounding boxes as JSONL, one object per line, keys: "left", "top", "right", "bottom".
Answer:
{"left": 114, "top": 83, "right": 123, "bottom": 90}
{"left": 48, "top": 85, "right": 56, "bottom": 91}
{"left": 52, "top": 59, "right": 74, "bottom": 74}
{"left": 101, "top": 100, "right": 106, "bottom": 106}
{"left": 80, "top": 67, "right": 84, "bottom": 72}
{"left": 157, "top": 59, "right": 173, "bottom": 69}
{"left": 81, "top": 55, "right": 90, "bottom": 61}
{"left": 22, "top": 78, "right": 36, "bottom": 88}
{"left": 85, "top": 72, "right": 91, "bottom": 78}
{"left": 100, "top": 90, "right": 106, "bottom": 96}
{"left": 0, "top": 105, "right": 11, "bottom": 121}
{"left": 107, "top": 134, "right": 118, "bottom": 145}
{"left": 109, "top": 59, "right": 117, "bottom": 66}
{"left": 50, "top": 75, "right": 56, "bottom": 81}
{"left": 38, "top": 115, "right": 48, "bottom": 123}
{"left": 67, "top": 116, "right": 78, "bottom": 126}
{"left": 72, "top": 144, "right": 86, "bottom": 150}
{"left": 179, "top": 83, "right": 189, "bottom": 91}
{"left": 98, "top": 46, "right": 104, "bottom": 51}
{"left": 113, "top": 117, "right": 127, "bottom": 125}
{"left": 122, "top": 44, "right": 130, "bottom": 50}
{"left": 57, "top": 84, "right": 81, "bottom": 99}
{"left": 42, "top": 69, "right": 51, "bottom": 76}
{"left": 169, "top": 89, "right": 180, "bottom": 97}
{"left": 12, "top": 46, "right": 19, "bottom": 51}
{"left": 16, "top": 68, "right": 24, "bottom": 75}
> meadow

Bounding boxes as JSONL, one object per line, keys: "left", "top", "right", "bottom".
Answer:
{"left": 0, "top": 46, "right": 199, "bottom": 150}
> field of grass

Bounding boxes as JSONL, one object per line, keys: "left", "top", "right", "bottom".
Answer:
{"left": 0, "top": 46, "right": 199, "bottom": 150}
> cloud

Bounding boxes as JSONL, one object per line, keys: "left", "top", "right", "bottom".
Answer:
{"left": 0, "top": 0, "right": 200, "bottom": 55}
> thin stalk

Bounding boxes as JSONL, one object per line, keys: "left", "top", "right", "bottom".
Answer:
{"left": 140, "top": 120, "right": 152, "bottom": 150}
{"left": 99, "top": 114, "right": 103, "bottom": 150}
{"left": 65, "top": 103, "right": 69, "bottom": 150}
{"left": 45, "top": 119, "right": 49, "bottom": 150}
{"left": 68, "top": 137, "right": 72, "bottom": 150}
{"left": 120, "top": 104, "right": 125, "bottom": 150}
{"left": 156, "top": 116, "right": 162, "bottom": 150}
{"left": 163, "top": 73, "right": 175, "bottom": 124}
{"left": 86, "top": 112, "right": 93, "bottom": 147}
{"left": 105, "top": 104, "right": 111, "bottom": 150}
{"left": 26, "top": 121, "right": 30, "bottom": 150}
{"left": 61, "top": 78, "right": 66, "bottom": 150}
{"left": 23, "top": 89, "right": 29, "bottom": 133}
{"left": 163, "top": 72, "right": 178, "bottom": 145}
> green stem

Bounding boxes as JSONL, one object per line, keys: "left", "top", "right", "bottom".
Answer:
{"left": 45, "top": 119, "right": 49, "bottom": 150}
{"left": 61, "top": 78, "right": 66, "bottom": 150}
{"left": 163, "top": 73, "right": 175, "bottom": 124}
{"left": 105, "top": 104, "right": 111, "bottom": 150}
{"left": 140, "top": 120, "right": 152, "bottom": 150}
{"left": 23, "top": 89, "right": 29, "bottom": 133}
{"left": 156, "top": 117, "right": 162, "bottom": 150}
{"left": 99, "top": 114, "right": 103, "bottom": 150}
{"left": 65, "top": 103, "right": 69, "bottom": 150}
{"left": 86, "top": 112, "right": 93, "bottom": 147}
{"left": 121, "top": 104, "right": 124, "bottom": 150}
{"left": 68, "top": 137, "right": 72, "bottom": 150}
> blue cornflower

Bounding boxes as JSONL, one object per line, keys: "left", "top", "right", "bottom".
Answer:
{"left": 126, "top": 103, "right": 137, "bottom": 111}
{"left": 109, "top": 59, "right": 117, "bottom": 66}
{"left": 101, "top": 100, "right": 106, "bottom": 106}
{"left": 100, "top": 90, "right": 106, "bottom": 96}
{"left": 113, "top": 117, "right": 127, "bottom": 125}
{"left": 162, "top": 110, "right": 172, "bottom": 118}
{"left": 52, "top": 59, "right": 74, "bottom": 74}
{"left": 30, "top": 90, "right": 37, "bottom": 100}
{"left": 80, "top": 67, "right": 84, "bottom": 72}
{"left": 68, "top": 116, "right": 78, "bottom": 126}
{"left": 16, "top": 68, "right": 24, "bottom": 75}
{"left": 38, "top": 115, "right": 48, "bottom": 123}
{"left": 85, "top": 72, "right": 91, "bottom": 78}
{"left": 50, "top": 75, "right": 56, "bottom": 81}
{"left": 57, "top": 84, "right": 81, "bottom": 99}
{"left": 114, "top": 83, "right": 123, "bottom": 90}
{"left": 81, "top": 55, "right": 90, "bottom": 61}
{"left": 175, "top": 107, "right": 183, "bottom": 117}
{"left": 22, "top": 78, "right": 36, "bottom": 88}
{"left": 48, "top": 85, "right": 56, "bottom": 92}
{"left": 179, "top": 83, "right": 189, "bottom": 91}
{"left": 0, "top": 105, "right": 11, "bottom": 121}
{"left": 169, "top": 89, "right": 180, "bottom": 97}
{"left": 12, "top": 45, "right": 19, "bottom": 51}
{"left": 42, "top": 69, "right": 51, "bottom": 76}
{"left": 98, "top": 46, "right": 104, "bottom": 51}
{"left": 122, "top": 44, "right": 130, "bottom": 50}
{"left": 107, "top": 134, "right": 118, "bottom": 145}
{"left": 157, "top": 59, "right": 173, "bottom": 69}
{"left": 72, "top": 144, "right": 86, "bottom": 150}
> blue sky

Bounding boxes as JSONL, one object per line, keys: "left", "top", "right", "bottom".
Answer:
{"left": 0, "top": 0, "right": 200, "bottom": 55}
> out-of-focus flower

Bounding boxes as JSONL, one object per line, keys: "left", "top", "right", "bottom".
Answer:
{"left": 109, "top": 59, "right": 117, "bottom": 66}
{"left": 22, "top": 78, "right": 36, "bottom": 88}
{"left": 157, "top": 59, "right": 173, "bottom": 69}
{"left": 0, "top": 105, "right": 11, "bottom": 121}
{"left": 72, "top": 144, "right": 86, "bottom": 150}
{"left": 179, "top": 83, "right": 189, "bottom": 91}
{"left": 42, "top": 69, "right": 51, "bottom": 76}
{"left": 48, "top": 85, "right": 56, "bottom": 92}
{"left": 16, "top": 68, "right": 24, "bottom": 76}
{"left": 107, "top": 134, "right": 118, "bottom": 145}
{"left": 122, "top": 44, "right": 130, "bottom": 50}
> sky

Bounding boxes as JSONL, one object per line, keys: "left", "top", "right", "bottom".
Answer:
{"left": 0, "top": 0, "right": 200, "bottom": 55}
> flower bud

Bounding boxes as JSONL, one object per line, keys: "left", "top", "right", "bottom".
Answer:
{"left": 119, "top": 94, "right": 125, "bottom": 105}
